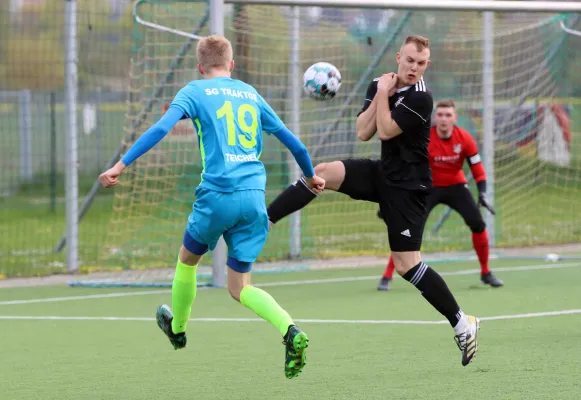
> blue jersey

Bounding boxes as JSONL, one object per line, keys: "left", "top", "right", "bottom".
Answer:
{"left": 170, "top": 77, "right": 285, "bottom": 193}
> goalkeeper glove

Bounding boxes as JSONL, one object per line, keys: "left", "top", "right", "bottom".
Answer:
{"left": 476, "top": 180, "right": 495, "bottom": 215}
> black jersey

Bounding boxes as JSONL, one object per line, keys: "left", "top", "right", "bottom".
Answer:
{"left": 358, "top": 77, "right": 433, "bottom": 190}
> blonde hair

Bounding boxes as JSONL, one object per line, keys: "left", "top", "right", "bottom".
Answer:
{"left": 196, "top": 35, "right": 233, "bottom": 72}
{"left": 401, "top": 35, "right": 430, "bottom": 52}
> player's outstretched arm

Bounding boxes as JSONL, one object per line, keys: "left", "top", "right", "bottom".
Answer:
{"left": 272, "top": 127, "right": 324, "bottom": 193}
{"left": 98, "top": 106, "right": 184, "bottom": 188}
{"left": 259, "top": 94, "right": 324, "bottom": 192}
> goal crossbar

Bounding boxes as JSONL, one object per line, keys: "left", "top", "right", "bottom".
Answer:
{"left": 223, "top": 0, "right": 581, "bottom": 13}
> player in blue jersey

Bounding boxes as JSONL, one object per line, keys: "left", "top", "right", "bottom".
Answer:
{"left": 98, "top": 35, "right": 325, "bottom": 379}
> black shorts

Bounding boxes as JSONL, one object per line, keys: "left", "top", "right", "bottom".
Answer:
{"left": 427, "top": 184, "right": 485, "bottom": 233}
{"left": 338, "top": 158, "right": 428, "bottom": 252}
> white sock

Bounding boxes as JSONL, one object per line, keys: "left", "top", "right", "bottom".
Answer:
{"left": 453, "top": 311, "right": 468, "bottom": 335}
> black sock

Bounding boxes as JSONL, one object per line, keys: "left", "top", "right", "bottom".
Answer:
{"left": 403, "top": 262, "right": 462, "bottom": 327}
{"left": 267, "top": 177, "right": 317, "bottom": 224}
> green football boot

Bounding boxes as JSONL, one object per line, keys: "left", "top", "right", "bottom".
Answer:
{"left": 156, "top": 304, "right": 187, "bottom": 350}
{"left": 283, "top": 325, "right": 309, "bottom": 379}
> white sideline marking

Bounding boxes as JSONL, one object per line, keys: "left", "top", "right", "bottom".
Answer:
{"left": 1, "top": 261, "right": 580, "bottom": 306}
{"left": 0, "top": 289, "right": 171, "bottom": 306}
{"left": 1, "top": 309, "right": 581, "bottom": 324}
{"left": 255, "top": 261, "right": 581, "bottom": 287}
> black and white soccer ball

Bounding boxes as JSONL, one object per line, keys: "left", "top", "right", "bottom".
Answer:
{"left": 303, "top": 62, "right": 342, "bottom": 101}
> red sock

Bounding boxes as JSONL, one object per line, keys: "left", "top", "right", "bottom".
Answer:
{"left": 472, "top": 230, "right": 490, "bottom": 275}
{"left": 382, "top": 256, "right": 395, "bottom": 279}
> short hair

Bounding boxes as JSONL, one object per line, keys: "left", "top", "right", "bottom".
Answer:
{"left": 196, "top": 35, "right": 233, "bottom": 72}
{"left": 401, "top": 35, "right": 430, "bottom": 52}
{"left": 436, "top": 99, "right": 456, "bottom": 109}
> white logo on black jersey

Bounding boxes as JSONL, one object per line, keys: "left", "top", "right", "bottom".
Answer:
{"left": 395, "top": 96, "right": 404, "bottom": 107}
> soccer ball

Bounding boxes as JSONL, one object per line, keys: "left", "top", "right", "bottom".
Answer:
{"left": 544, "top": 253, "right": 560, "bottom": 262}
{"left": 303, "top": 62, "right": 342, "bottom": 101}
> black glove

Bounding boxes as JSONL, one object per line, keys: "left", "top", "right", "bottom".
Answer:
{"left": 476, "top": 181, "right": 495, "bottom": 215}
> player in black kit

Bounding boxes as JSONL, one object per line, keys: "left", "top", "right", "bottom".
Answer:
{"left": 267, "top": 35, "right": 480, "bottom": 366}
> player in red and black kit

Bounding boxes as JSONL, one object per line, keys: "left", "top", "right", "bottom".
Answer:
{"left": 266, "top": 36, "right": 480, "bottom": 367}
{"left": 377, "top": 99, "right": 503, "bottom": 291}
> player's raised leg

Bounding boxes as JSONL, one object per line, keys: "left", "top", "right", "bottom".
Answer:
{"left": 226, "top": 190, "right": 308, "bottom": 379}
{"left": 267, "top": 161, "right": 345, "bottom": 226}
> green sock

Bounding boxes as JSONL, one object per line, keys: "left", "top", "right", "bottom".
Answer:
{"left": 171, "top": 257, "right": 198, "bottom": 334}
{"left": 240, "top": 285, "right": 294, "bottom": 336}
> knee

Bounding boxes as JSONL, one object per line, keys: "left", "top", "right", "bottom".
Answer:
{"left": 314, "top": 160, "right": 343, "bottom": 175}
{"left": 392, "top": 252, "right": 421, "bottom": 276}
{"left": 393, "top": 260, "right": 410, "bottom": 276}
{"left": 228, "top": 283, "right": 244, "bottom": 302}
{"left": 179, "top": 246, "right": 201, "bottom": 266}
{"left": 227, "top": 273, "right": 249, "bottom": 303}
{"left": 468, "top": 219, "right": 486, "bottom": 233}
{"left": 313, "top": 161, "right": 344, "bottom": 191}
{"left": 314, "top": 162, "right": 329, "bottom": 177}
{"left": 227, "top": 259, "right": 252, "bottom": 302}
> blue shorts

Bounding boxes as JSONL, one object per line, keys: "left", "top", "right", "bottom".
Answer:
{"left": 184, "top": 188, "right": 269, "bottom": 270}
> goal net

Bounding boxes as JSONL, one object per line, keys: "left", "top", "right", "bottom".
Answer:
{"left": 74, "top": 2, "right": 581, "bottom": 287}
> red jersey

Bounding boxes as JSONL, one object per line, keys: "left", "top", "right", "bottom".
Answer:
{"left": 428, "top": 126, "right": 486, "bottom": 187}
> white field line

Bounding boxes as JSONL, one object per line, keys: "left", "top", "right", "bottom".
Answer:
{"left": 255, "top": 261, "right": 581, "bottom": 287}
{"left": 0, "top": 289, "right": 172, "bottom": 306}
{"left": 1, "top": 261, "right": 580, "bottom": 306}
{"left": 1, "top": 309, "right": 581, "bottom": 324}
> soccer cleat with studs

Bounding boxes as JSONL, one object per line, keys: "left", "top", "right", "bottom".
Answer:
{"left": 283, "top": 325, "right": 309, "bottom": 379}
{"left": 377, "top": 277, "right": 392, "bottom": 291}
{"left": 454, "top": 315, "right": 480, "bottom": 366}
{"left": 481, "top": 272, "right": 504, "bottom": 287}
{"left": 156, "top": 304, "right": 187, "bottom": 350}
